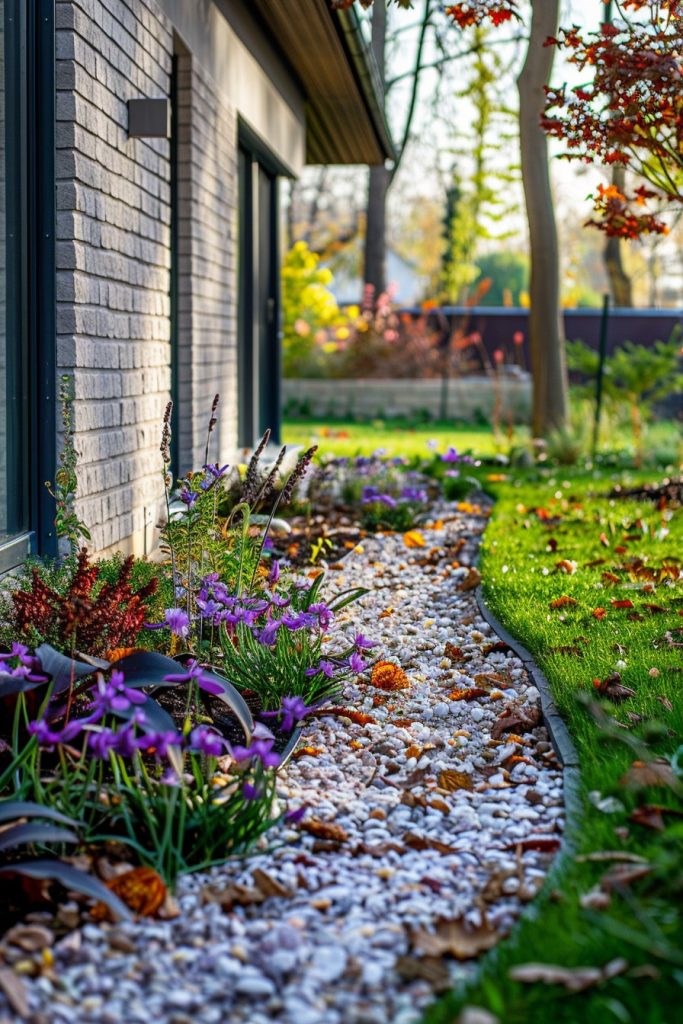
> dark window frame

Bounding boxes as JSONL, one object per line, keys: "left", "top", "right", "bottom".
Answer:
{"left": 0, "top": 0, "right": 55, "bottom": 572}
{"left": 237, "top": 121, "right": 290, "bottom": 448}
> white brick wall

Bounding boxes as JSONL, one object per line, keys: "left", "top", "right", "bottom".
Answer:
{"left": 56, "top": 0, "right": 245, "bottom": 555}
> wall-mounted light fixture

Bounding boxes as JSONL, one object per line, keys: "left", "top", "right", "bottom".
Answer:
{"left": 128, "top": 98, "right": 171, "bottom": 138}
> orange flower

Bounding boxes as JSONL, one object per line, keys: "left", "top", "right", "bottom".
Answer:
{"left": 92, "top": 867, "right": 166, "bottom": 921}
{"left": 370, "top": 660, "right": 410, "bottom": 691}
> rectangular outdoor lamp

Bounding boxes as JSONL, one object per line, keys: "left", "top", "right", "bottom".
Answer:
{"left": 128, "top": 98, "right": 171, "bottom": 138}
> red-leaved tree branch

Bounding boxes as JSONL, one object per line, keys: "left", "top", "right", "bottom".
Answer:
{"left": 542, "top": 0, "right": 682, "bottom": 237}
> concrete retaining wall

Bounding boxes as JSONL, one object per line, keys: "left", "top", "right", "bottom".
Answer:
{"left": 283, "top": 375, "right": 532, "bottom": 423}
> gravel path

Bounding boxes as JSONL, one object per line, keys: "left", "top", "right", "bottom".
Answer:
{"left": 6, "top": 505, "right": 564, "bottom": 1024}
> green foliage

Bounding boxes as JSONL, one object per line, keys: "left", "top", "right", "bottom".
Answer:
{"left": 474, "top": 251, "right": 529, "bottom": 306}
{"left": 281, "top": 241, "right": 348, "bottom": 377}
{"left": 45, "top": 376, "right": 91, "bottom": 555}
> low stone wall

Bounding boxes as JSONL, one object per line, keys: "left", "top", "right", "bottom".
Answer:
{"left": 283, "top": 375, "right": 532, "bottom": 423}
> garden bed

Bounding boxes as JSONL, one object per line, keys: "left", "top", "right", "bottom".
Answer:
{"left": 0, "top": 499, "right": 565, "bottom": 1024}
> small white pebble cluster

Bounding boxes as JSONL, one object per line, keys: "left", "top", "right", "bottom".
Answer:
{"left": 11, "top": 504, "right": 564, "bottom": 1024}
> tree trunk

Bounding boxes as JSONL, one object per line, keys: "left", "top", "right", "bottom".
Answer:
{"left": 604, "top": 166, "right": 633, "bottom": 306}
{"left": 363, "top": 0, "right": 388, "bottom": 297}
{"left": 518, "top": 0, "right": 568, "bottom": 437}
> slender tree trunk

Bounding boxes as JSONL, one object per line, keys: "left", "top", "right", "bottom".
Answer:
{"left": 604, "top": 170, "right": 633, "bottom": 306}
{"left": 364, "top": 0, "right": 388, "bottom": 296}
{"left": 518, "top": 0, "right": 568, "bottom": 437}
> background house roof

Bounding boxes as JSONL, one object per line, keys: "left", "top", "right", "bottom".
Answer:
{"left": 249, "top": 0, "right": 394, "bottom": 166}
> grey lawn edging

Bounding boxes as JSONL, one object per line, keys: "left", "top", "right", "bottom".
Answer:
{"left": 474, "top": 583, "right": 584, "bottom": 849}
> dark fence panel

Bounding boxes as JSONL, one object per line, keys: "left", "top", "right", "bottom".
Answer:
{"left": 398, "top": 306, "right": 683, "bottom": 364}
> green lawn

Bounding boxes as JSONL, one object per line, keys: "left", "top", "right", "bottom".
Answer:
{"left": 427, "top": 467, "right": 683, "bottom": 1024}
{"left": 283, "top": 417, "right": 524, "bottom": 459}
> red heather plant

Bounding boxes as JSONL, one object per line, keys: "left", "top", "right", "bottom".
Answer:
{"left": 10, "top": 549, "right": 158, "bottom": 657}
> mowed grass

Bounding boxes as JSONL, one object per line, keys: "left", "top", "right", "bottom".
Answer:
{"left": 282, "top": 418, "right": 524, "bottom": 459}
{"left": 426, "top": 467, "right": 683, "bottom": 1024}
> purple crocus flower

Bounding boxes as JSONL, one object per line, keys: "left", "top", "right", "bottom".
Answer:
{"left": 354, "top": 633, "right": 377, "bottom": 651}
{"left": 308, "top": 602, "right": 334, "bottom": 630}
{"left": 258, "top": 619, "right": 282, "bottom": 646}
{"left": 261, "top": 695, "right": 315, "bottom": 733}
{"left": 189, "top": 725, "right": 226, "bottom": 757}
{"left": 89, "top": 670, "right": 146, "bottom": 715}
{"left": 28, "top": 717, "right": 86, "bottom": 748}
{"left": 180, "top": 488, "right": 200, "bottom": 508}
{"left": 138, "top": 729, "right": 183, "bottom": 760}
{"left": 348, "top": 652, "right": 366, "bottom": 674}
{"left": 304, "top": 660, "right": 337, "bottom": 679}
{"left": 400, "top": 486, "right": 428, "bottom": 504}
{"left": 268, "top": 559, "right": 281, "bottom": 584}
{"left": 229, "top": 739, "right": 281, "bottom": 769}
{"left": 242, "top": 782, "right": 261, "bottom": 801}
{"left": 163, "top": 660, "right": 226, "bottom": 697}
{"left": 441, "top": 447, "right": 462, "bottom": 463}
{"left": 285, "top": 805, "right": 307, "bottom": 824}
{"left": 281, "top": 611, "right": 316, "bottom": 631}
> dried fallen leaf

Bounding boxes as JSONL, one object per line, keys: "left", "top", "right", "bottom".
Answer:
{"left": 458, "top": 567, "right": 482, "bottom": 592}
{"left": 91, "top": 866, "right": 166, "bottom": 921}
{"left": 300, "top": 818, "right": 348, "bottom": 843}
{"left": 292, "top": 745, "right": 324, "bottom": 760}
{"left": 491, "top": 706, "right": 541, "bottom": 741}
{"left": 509, "top": 958, "right": 628, "bottom": 992}
{"left": 200, "top": 881, "right": 265, "bottom": 910}
{"left": 438, "top": 769, "right": 474, "bottom": 793}
{"left": 404, "top": 832, "right": 458, "bottom": 855}
{"left": 449, "top": 687, "right": 489, "bottom": 702}
{"left": 593, "top": 673, "right": 635, "bottom": 702}
{"left": 555, "top": 559, "right": 578, "bottom": 575}
{"left": 311, "top": 706, "right": 376, "bottom": 726}
{"left": 403, "top": 530, "right": 426, "bottom": 549}
{"left": 592, "top": 607, "right": 607, "bottom": 620}
{"left": 444, "top": 642, "right": 466, "bottom": 662}
{"left": 611, "top": 599, "right": 635, "bottom": 610}
{"left": 251, "top": 868, "right": 292, "bottom": 900}
{"left": 395, "top": 954, "right": 451, "bottom": 991}
{"left": 620, "top": 759, "right": 677, "bottom": 790}
{"left": 550, "top": 596, "right": 578, "bottom": 609}
{"left": 412, "top": 916, "right": 501, "bottom": 960}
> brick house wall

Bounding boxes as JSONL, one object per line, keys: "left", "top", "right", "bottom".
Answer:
{"left": 54, "top": 0, "right": 306, "bottom": 555}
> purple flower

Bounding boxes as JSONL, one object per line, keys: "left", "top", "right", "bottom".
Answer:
{"left": 180, "top": 488, "right": 200, "bottom": 508}
{"left": 269, "top": 592, "right": 291, "bottom": 609}
{"left": 268, "top": 560, "right": 281, "bottom": 584}
{"left": 89, "top": 670, "right": 146, "bottom": 715}
{"left": 258, "top": 620, "right": 282, "bottom": 646}
{"left": 88, "top": 727, "right": 120, "bottom": 760}
{"left": 139, "top": 729, "right": 183, "bottom": 760}
{"left": 200, "top": 463, "right": 229, "bottom": 491}
{"left": 441, "top": 447, "right": 462, "bottom": 463}
{"left": 242, "top": 782, "right": 261, "bottom": 801}
{"left": 189, "top": 725, "right": 226, "bottom": 757}
{"left": 145, "top": 608, "right": 191, "bottom": 638}
{"left": 28, "top": 717, "right": 86, "bottom": 749}
{"left": 305, "top": 660, "right": 337, "bottom": 679}
{"left": 400, "top": 486, "right": 427, "bottom": 504}
{"left": 229, "top": 739, "right": 281, "bottom": 769}
{"left": 354, "top": 633, "right": 377, "bottom": 651}
{"left": 261, "top": 695, "right": 316, "bottom": 733}
{"left": 281, "top": 611, "right": 316, "bottom": 631}
{"left": 285, "top": 805, "right": 307, "bottom": 823}
{"left": 308, "top": 602, "right": 334, "bottom": 630}
{"left": 348, "top": 652, "right": 366, "bottom": 674}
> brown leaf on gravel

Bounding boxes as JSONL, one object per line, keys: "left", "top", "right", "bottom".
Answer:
{"left": 251, "top": 868, "right": 292, "bottom": 900}
{"left": 300, "top": 818, "right": 349, "bottom": 843}
{"left": 474, "top": 672, "right": 511, "bottom": 691}
{"left": 438, "top": 769, "right": 474, "bottom": 793}
{"left": 0, "top": 967, "right": 30, "bottom": 1019}
{"left": 292, "top": 745, "right": 324, "bottom": 759}
{"left": 458, "top": 567, "right": 482, "bottom": 592}
{"left": 412, "top": 916, "right": 501, "bottom": 960}
{"left": 620, "top": 759, "right": 677, "bottom": 790}
{"left": 491, "top": 706, "right": 541, "bottom": 740}
{"left": 444, "top": 642, "right": 466, "bottom": 662}
{"left": 404, "top": 832, "right": 458, "bottom": 855}
{"left": 91, "top": 866, "right": 166, "bottom": 921}
{"left": 449, "top": 687, "right": 489, "bottom": 702}
{"left": 395, "top": 954, "right": 451, "bottom": 991}
{"left": 370, "top": 661, "right": 410, "bottom": 691}
{"left": 200, "top": 881, "right": 266, "bottom": 910}
{"left": 311, "top": 707, "right": 376, "bottom": 726}
{"left": 509, "top": 958, "right": 628, "bottom": 992}
{"left": 505, "top": 837, "right": 561, "bottom": 854}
